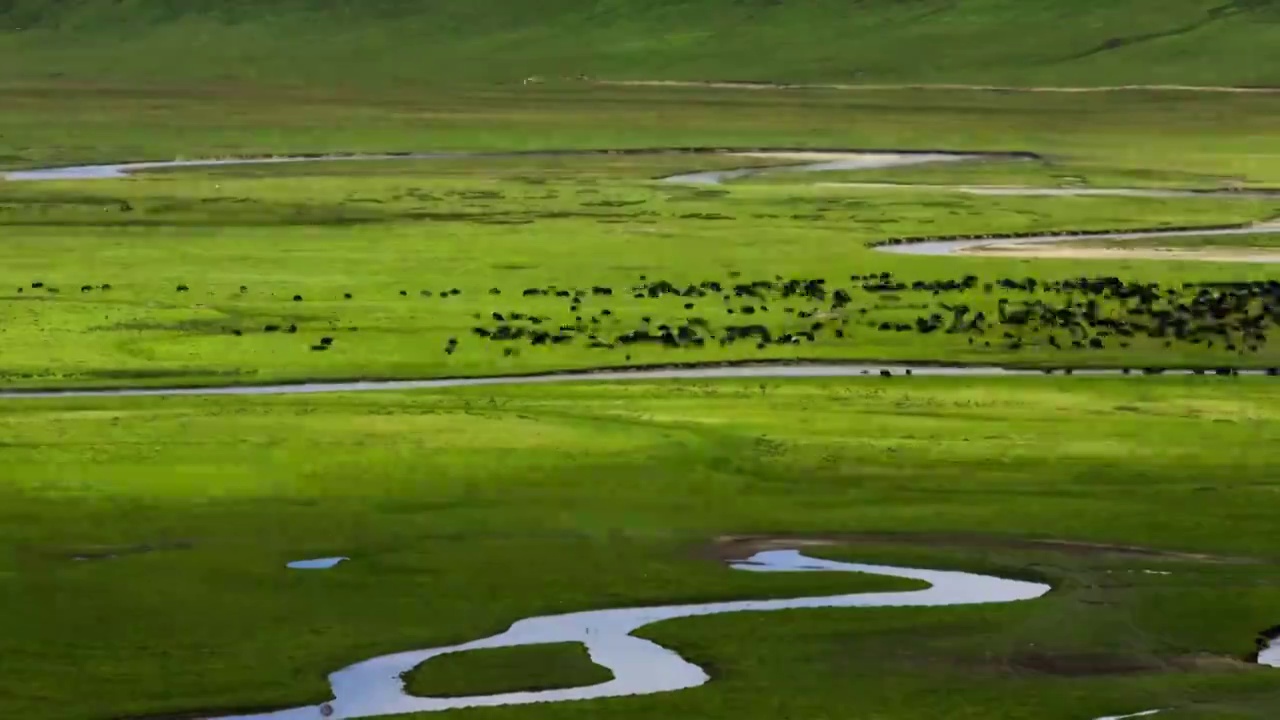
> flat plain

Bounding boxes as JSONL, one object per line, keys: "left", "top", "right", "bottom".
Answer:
{"left": 2, "top": 2, "right": 1280, "bottom": 719}
{"left": 5, "top": 379, "right": 1280, "bottom": 719}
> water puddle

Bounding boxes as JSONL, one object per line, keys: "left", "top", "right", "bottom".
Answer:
{"left": 200, "top": 549, "right": 1048, "bottom": 719}
{"left": 287, "top": 557, "right": 349, "bottom": 570}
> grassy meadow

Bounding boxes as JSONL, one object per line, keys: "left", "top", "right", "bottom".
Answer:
{"left": 4, "top": 84, "right": 1280, "bottom": 180}
{"left": 3, "top": 378, "right": 1280, "bottom": 719}
{"left": 2, "top": 3, "right": 1280, "bottom": 718}
{"left": 2, "top": 152, "right": 1280, "bottom": 389}
{"left": 402, "top": 643, "right": 615, "bottom": 698}
{"left": 1, "top": 0, "right": 1279, "bottom": 88}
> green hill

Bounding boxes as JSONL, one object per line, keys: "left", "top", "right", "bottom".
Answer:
{"left": 0, "top": 0, "right": 1278, "bottom": 89}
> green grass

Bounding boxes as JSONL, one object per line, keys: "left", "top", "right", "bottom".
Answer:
{"left": 1, "top": 0, "right": 1279, "bottom": 88}
{"left": 2, "top": 157, "right": 1278, "bottom": 388}
{"left": 401, "top": 643, "right": 614, "bottom": 698}
{"left": 5, "top": 85, "right": 1280, "bottom": 185}
{"left": 3, "top": 377, "right": 1280, "bottom": 719}
{"left": 3, "top": 6, "right": 1280, "bottom": 719}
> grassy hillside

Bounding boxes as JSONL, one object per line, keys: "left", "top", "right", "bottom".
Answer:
{"left": 0, "top": 0, "right": 1278, "bottom": 89}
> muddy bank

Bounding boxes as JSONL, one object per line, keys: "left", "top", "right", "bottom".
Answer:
{"left": 958, "top": 242, "right": 1280, "bottom": 263}
{"left": 874, "top": 221, "right": 1280, "bottom": 257}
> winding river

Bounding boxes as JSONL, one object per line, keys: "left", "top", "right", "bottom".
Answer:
{"left": 6, "top": 148, "right": 1279, "bottom": 261}
{"left": 204, "top": 549, "right": 1049, "bottom": 720}
{"left": 4, "top": 152, "right": 1273, "bottom": 717}
{"left": 0, "top": 363, "right": 1274, "bottom": 401}
{"left": 1, "top": 149, "right": 1278, "bottom": 400}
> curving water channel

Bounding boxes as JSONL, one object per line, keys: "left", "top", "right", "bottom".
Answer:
{"left": 5, "top": 150, "right": 1272, "bottom": 716}
{"left": 0, "top": 363, "right": 1275, "bottom": 401}
{"left": 202, "top": 549, "right": 1049, "bottom": 720}
{"left": 877, "top": 220, "right": 1280, "bottom": 259}
{"left": 7, "top": 147, "right": 1280, "bottom": 261}
{"left": 1260, "top": 632, "right": 1280, "bottom": 668}
{"left": 818, "top": 181, "right": 1280, "bottom": 200}
{"left": 3, "top": 149, "right": 1280, "bottom": 401}
{"left": 1, "top": 148, "right": 1008, "bottom": 183}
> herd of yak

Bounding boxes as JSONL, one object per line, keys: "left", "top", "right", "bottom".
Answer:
{"left": 22, "top": 271, "right": 1280, "bottom": 371}
{"left": 457, "top": 272, "right": 1280, "bottom": 364}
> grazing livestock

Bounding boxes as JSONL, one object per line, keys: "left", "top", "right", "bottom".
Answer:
{"left": 38, "top": 269, "right": 1280, "bottom": 379}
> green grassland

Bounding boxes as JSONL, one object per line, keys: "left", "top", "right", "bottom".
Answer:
{"left": 5, "top": 85, "right": 1280, "bottom": 186}
{"left": 1, "top": 0, "right": 1279, "bottom": 88}
{"left": 402, "top": 643, "right": 614, "bottom": 698}
{"left": 2, "top": 377, "right": 1280, "bottom": 719}
{"left": 2, "top": 157, "right": 1278, "bottom": 389}
{"left": 4, "top": 3, "right": 1280, "bottom": 719}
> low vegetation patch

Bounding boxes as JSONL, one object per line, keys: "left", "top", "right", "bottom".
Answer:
{"left": 401, "top": 643, "right": 613, "bottom": 698}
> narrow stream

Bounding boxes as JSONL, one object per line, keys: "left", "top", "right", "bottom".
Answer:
{"left": 0, "top": 363, "right": 1275, "bottom": 401}
{"left": 3, "top": 149, "right": 1279, "bottom": 401}
{"left": 4, "top": 150, "right": 1271, "bottom": 717}
{"left": 7, "top": 148, "right": 1278, "bottom": 260}
{"left": 201, "top": 549, "right": 1049, "bottom": 719}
